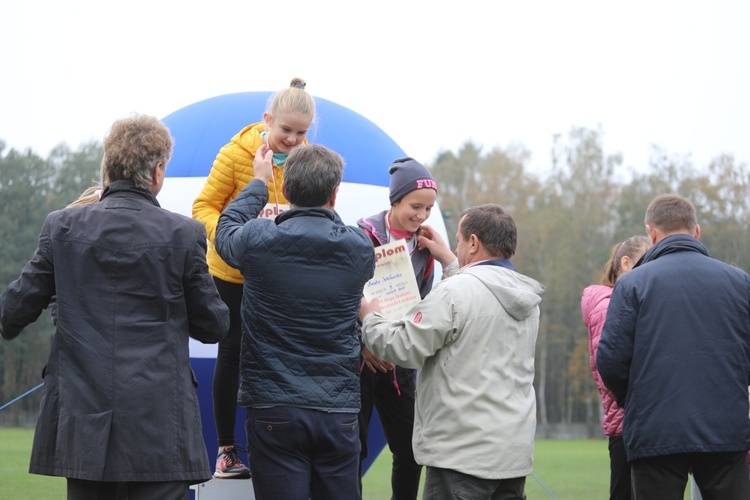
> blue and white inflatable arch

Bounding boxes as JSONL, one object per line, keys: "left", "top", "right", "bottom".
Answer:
{"left": 157, "top": 92, "right": 447, "bottom": 478}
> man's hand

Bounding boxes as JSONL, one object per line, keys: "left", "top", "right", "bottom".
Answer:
{"left": 253, "top": 143, "right": 273, "bottom": 184}
{"left": 418, "top": 225, "right": 456, "bottom": 267}
{"left": 361, "top": 345, "right": 394, "bottom": 373}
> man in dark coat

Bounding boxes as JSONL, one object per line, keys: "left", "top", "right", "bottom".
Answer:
{"left": 215, "top": 143, "right": 376, "bottom": 500}
{"left": 0, "top": 114, "right": 230, "bottom": 500}
{"left": 597, "top": 194, "right": 750, "bottom": 499}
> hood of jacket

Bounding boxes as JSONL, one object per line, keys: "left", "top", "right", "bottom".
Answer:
{"left": 231, "top": 121, "right": 266, "bottom": 158}
{"left": 462, "top": 265, "right": 545, "bottom": 321}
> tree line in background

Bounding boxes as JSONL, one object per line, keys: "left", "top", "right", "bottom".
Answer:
{"left": 1, "top": 128, "right": 749, "bottom": 428}
{"left": 432, "top": 126, "right": 750, "bottom": 427}
{"left": 0, "top": 139, "right": 103, "bottom": 423}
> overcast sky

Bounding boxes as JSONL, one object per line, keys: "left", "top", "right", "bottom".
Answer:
{"left": 2, "top": 0, "right": 748, "bottom": 178}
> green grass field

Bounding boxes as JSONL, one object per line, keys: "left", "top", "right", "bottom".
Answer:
{"left": 0, "top": 427, "right": 66, "bottom": 499}
{"left": 0, "top": 427, "right": 692, "bottom": 499}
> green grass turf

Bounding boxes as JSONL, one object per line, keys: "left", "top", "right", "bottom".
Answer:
{"left": 0, "top": 428, "right": 692, "bottom": 499}
{"left": 0, "top": 427, "right": 65, "bottom": 499}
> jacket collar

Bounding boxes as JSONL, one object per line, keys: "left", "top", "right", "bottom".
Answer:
{"left": 100, "top": 180, "right": 161, "bottom": 207}
{"left": 637, "top": 233, "right": 710, "bottom": 268}
{"left": 276, "top": 207, "right": 336, "bottom": 225}
{"left": 474, "top": 258, "right": 516, "bottom": 271}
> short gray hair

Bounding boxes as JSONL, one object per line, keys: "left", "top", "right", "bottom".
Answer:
{"left": 283, "top": 144, "right": 344, "bottom": 207}
{"left": 460, "top": 204, "right": 517, "bottom": 259}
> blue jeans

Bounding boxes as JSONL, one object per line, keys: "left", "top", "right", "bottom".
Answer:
{"left": 246, "top": 406, "right": 361, "bottom": 500}
{"left": 423, "top": 467, "right": 526, "bottom": 500}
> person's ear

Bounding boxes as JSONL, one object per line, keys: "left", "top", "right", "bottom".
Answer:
{"left": 469, "top": 233, "right": 480, "bottom": 255}
{"left": 620, "top": 255, "right": 632, "bottom": 274}
{"left": 694, "top": 224, "right": 701, "bottom": 240}
{"left": 152, "top": 162, "right": 164, "bottom": 184}
{"left": 263, "top": 112, "right": 272, "bottom": 125}
{"left": 328, "top": 186, "right": 339, "bottom": 210}
{"left": 149, "top": 162, "right": 166, "bottom": 195}
{"left": 646, "top": 224, "right": 658, "bottom": 244}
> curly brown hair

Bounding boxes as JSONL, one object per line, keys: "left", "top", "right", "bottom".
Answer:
{"left": 101, "top": 114, "right": 173, "bottom": 190}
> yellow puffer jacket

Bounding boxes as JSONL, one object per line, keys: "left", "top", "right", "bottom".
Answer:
{"left": 192, "top": 121, "right": 304, "bottom": 284}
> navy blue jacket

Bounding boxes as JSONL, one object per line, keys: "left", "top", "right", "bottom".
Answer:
{"left": 215, "top": 180, "right": 375, "bottom": 411}
{"left": 597, "top": 234, "right": 750, "bottom": 461}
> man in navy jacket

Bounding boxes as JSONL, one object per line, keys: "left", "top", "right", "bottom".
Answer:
{"left": 597, "top": 194, "right": 750, "bottom": 498}
{"left": 215, "top": 143, "right": 375, "bottom": 500}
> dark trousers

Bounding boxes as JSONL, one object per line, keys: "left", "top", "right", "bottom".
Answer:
{"left": 211, "top": 277, "right": 243, "bottom": 447}
{"left": 66, "top": 479, "right": 189, "bottom": 500}
{"left": 608, "top": 435, "right": 632, "bottom": 500}
{"left": 246, "top": 406, "right": 361, "bottom": 500}
{"left": 630, "top": 451, "right": 750, "bottom": 500}
{"left": 358, "top": 365, "right": 422, "bottom": 500}
{"left": 423, "top": 467, "right": 526, "bottom": 500}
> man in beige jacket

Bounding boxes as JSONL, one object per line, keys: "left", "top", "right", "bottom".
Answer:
{"left": 360, "top": 204, "right": 545, "bottom": 500}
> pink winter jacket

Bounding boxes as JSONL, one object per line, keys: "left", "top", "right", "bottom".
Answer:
{"left": 581, "top": 284, "right": 623, "bottom": 437}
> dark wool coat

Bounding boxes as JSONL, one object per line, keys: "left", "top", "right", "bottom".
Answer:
{"left": 0, "top": 180, "right": 229, "bottom": 482}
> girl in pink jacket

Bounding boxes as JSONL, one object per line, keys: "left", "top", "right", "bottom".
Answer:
{"left": 581, "top": 235, "right": 650, "bottom": 500}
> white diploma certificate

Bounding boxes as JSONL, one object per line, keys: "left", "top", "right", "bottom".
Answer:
{"left": 363, "top": 239, "right": 421, "bottom": 319}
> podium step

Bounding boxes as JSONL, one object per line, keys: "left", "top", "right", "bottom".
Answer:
{"left": 191, "top": 477, "right": 255, "bottom": 499}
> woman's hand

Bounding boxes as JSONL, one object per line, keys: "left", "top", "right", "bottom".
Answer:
{"left": 361, "top": 345, "right": 394, "bottom": 373}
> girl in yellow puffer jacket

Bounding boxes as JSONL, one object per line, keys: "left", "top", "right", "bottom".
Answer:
{"left": 192, "top": 77, "right": 315, "bottom": 479}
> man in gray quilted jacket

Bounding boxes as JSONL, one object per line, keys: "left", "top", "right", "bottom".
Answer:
{"left": 216, "top": 143, "right": 376, "bottom": 500}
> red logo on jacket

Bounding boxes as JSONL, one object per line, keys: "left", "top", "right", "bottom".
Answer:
{"left": 414, "top": 312, "right": 423, "bottom": 323}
